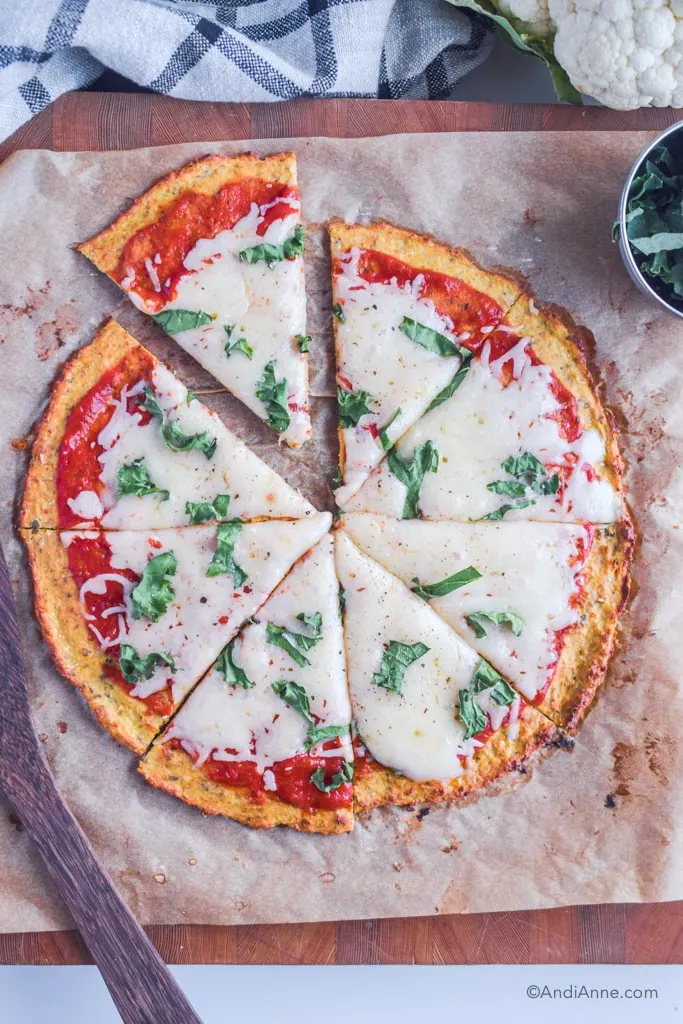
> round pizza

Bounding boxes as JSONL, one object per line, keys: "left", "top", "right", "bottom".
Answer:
{"left": 19, "top": 153, "right": 633, "bottom": 835}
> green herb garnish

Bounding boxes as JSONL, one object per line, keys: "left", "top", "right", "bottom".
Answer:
{"left": 256, "top": 360, "right": 291, "bottom": 434}
{"left": 130, "top": 551, "right": 177, "bottom": 622}
{"left": 185, "top": 494, "right": 231, "bottom": 524}
{"left": 425, "top": 350, "right": 473, "bottom": 414}
{"left": 266, "top": 613, "right": 323, "bottom": 668}
{"left": 118, "top": 645, "right": 176, "bottom": 684}
{"left": 378, "top": 407, "right": 402, "bottom": 451}
{"left": 215, "top": 638, "right": 254, "bottom": 689}
{"left": 238, "top": 225, "right": 305, "bottom": 267}
{"left": 411, "top": 566, "right": 482, "bottom": 600}
{"left": 465, "top": 610, "right": 524, "bottom": 639}
{"left": 152, "top": 309, "right": 212, "bottom": 333}
{"left": 332, "top": 303, "right": 345, "bottom": 322}
{"left": 399, "top": 317, "right": 461, "bottom": 356}
{"left": 373, "top": 640, "right": 430, "bottom": 694}
{"left": 138, "top": 387, "right": 216, "bottom": 459}
{"left": 294, "top": 334, "right": 311, "bottom": 353}
{"left": 457, "top": 658, "right": 516, "bottom": 739}
{"left": 310, "top": 760, "right": 354, "bottom": 792}
{"left": 387, "top": 441, "right": 439, "bottom": 519}
{"left": 304, "top": 724, "right": 350, "bottom": 751}
{"left": 271, "top": 679, "right": 314, "bottom": 722}
{"left": 117, "top": 459, "right": 169, "bottom": 501}
{"left": 224, "top": 325, "right": 253, "bottom": 360}
{"left": 206, "top": 520, "right": 247, "bottom": 585}
{"left": 337, "top": 386, "right": 373, "bottom": 428}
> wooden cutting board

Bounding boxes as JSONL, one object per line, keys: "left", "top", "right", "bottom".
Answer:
{"left": 1, "top": 93, "right": 681, "bottom": 967}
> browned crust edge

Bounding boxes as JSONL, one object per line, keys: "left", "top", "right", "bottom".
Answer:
{"left": 139, "top": 741, "right": 353, "bottom": 835}
{"left": 21, "top": 528, "right": 164, "bottom": 753}
{"left": 353, "top": 703, "right": 559, "bottom": 813}
{"left": 77, "top": 152, "right": 297, "bottom": 275}
{"left": 19, "top": 320, "right": 142, "bottom": 530}
{"left": 541, "top": 520, "right": 635, "bottom": 731}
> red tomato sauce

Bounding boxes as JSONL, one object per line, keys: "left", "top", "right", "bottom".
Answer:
{"left": 65, "top": 532, "right": 174, "bottom": 716}
{"left": 178, "top": 742, "right": 352, "bottom": 812}
{"left": 57, "top": 349, "right": 155, "bottom": 528}
{"left": 114, "top": 180, "right": 299, "bottom": 312}
{"left": 337, "top": 248, "right": 504, "bottom": 342}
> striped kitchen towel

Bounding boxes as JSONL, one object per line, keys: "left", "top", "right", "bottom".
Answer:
{"left": 0, "top": 0, "right": 492, "bottom": 142}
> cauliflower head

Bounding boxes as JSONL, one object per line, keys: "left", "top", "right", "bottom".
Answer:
{"left": 447, "top": 0, "right": 683, "bottom": 109}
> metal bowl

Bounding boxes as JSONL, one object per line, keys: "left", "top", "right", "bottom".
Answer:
{"left": 618, "top": 119, "right": 683, "bottom": 320}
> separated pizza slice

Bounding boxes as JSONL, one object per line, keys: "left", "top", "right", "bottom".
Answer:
{"left": 342, "top": 296, "right": 627, "bottom": 523}
{"left": 77, "top": 153, "right": 310, "bottom": 447}
{"left": 140, "top": 533, "right": 353, "bottom": 834}
{"left": 334, "top": 531, "right": 558, "bottom": 814}
{"left": 342, "top": 515, "right": 633, "bottom": 731}
{"left": 330, "top": 220, "right": 523, "bottom": 505}
{"left": 21, "top": 321, "right": 314, "bottom": 531}
{"left": 23, "top": 512, "right": 331, "bottom": 753}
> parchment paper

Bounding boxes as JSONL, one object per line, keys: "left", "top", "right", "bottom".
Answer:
{"left": 0, "top": 132, "right": 681, "bottom": 934}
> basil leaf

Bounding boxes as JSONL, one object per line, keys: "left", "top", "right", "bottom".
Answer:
{"left": 373, "top": 640, "right": 430, "bottom": 694}
{"left": 161, "top": 418, "right": 217, "bottom": 460}
{"left": 411, "top": 566, "right": 482, "bottom": 600}
{"left": 487, "top": 479, "right": 528, "bottom": 499}
{"left": 470, "top": 658, "right": 505, "bottom": 693}
{"left": 477, "top": 499, "right": 536, "bottom": 521}
{"left": 206, "top": 520, "right": 247, "bottom": 585}
{"left": 310, "top": 760, "right": 354, "bottom": 793}
{"left": 185, "top": 494, "right": 231, "bottom": 524}
{"left": 238, "top": 225, "right": 305, "bottom": 267}
{"left": 271, "top": 679, "right": 314, "bottom": 723}
{"left": 152, "top": 309, "right": 212, "bottom": 334}
{"left": 387, "top": 440, "right": 439, "bottom": 519}
{"left": 500, "top": 451, "right": 559, "bottom": 495}
{"left": 337, "top": 386, "right": 373, "bottom": 428}
{"left": 304, "top": 724, "right": 349, "bottom": 751}
{"left": 266, "top": 613, "right": 323, "bottom": 668}
{"left": 130, "top": 551, "right": 177, "bottom": 622}
{"left": 332, "top": 303, "right": 345, "bottom": 323}
{"left": 399, "top": 317, "right": 461, "bottom": 356}
{"left": 490, "top": 678, "right": 517, "bottom": 707}
{"left": 295, "top": 334, "right": 311, "bottom": 353}
{"left": 465, "top": 610, "right": 524, "bottom": 639}
{"left": 458, "top": 688, "right": 487, "bottom": 740}
{"left": 139, "top": 387, "right": 164, "bottom": 424}
{"left": 425, "top": 351, "right": 473, "bottom": 414}
{"left": 117, "top": 458, "right": 169, "bottom": 501}
{"left": 118, "top": 644, "right": 176, "bottom": 685}
{"left": 330, "top": 464, "right": 343, "bottom": 488}
{"left": 256, "top": 360, "right": 291, "bottom": 434}
{"left": 531, "top": 473, "right": 560, "bottom": 496}
{"left": 186, "top": 390, "right": 197, "bottom": 404}
{"left": 215, "top": 638, "right": 254, "bottom": 689}
{"left": 224, "top": 327, "right": 253, "bottom": 360}
{"left": 338, "top": 584, "right": 346, "bottom": 616}
{"left": 378, "top": 407, "right": 402, "bottom": 451}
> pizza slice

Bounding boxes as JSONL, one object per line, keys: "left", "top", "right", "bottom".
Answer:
{"left": 342, "top": 296, "right": 626, "bottom": 523}
{"left": 330, "top": 220, "right": 523, "bottom": 504}
{"left": 77, "top": 153, "right": 310, "bottom": 447}
{"left": 341, "top": 514, "right": 633, "bottom": 731}
{"left": 21, "top": 321, "right": 314, "bottom": 531}
{"left": 23, "top": 512, "right": 331, "bottom": 753}
{"left": 334, "top": 531, "right": 558, "bottom": 814}
{"left": 140, "top": 533, "right": 353, "bottom": 834}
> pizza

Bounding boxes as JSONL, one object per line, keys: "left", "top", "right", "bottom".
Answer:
{"left": 77, "top": 153, "right": 310, "bottom": 447}
{"left": 330, "top": 220, "right": 523, "bottom": 504}
{"left": 19, "top": 185, "right": 633, "bottom": 833}
{"left": 334, "top": 532, "right": 559, "bottom": 813}
{"left": 341, "top": 514, "right": 633, "bottom": 730}
{"left": 20, "top": 321, "right": 314, "bottom": 531}
{"left": 342, "top": 293, "right": 626, "bottom": 523}
{"left": 140, "top": 534, "right": 353, "bottom": 834}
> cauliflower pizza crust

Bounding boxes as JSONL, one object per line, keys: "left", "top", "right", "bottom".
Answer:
{"left": 18, "top": 198, "right": 633, "bottom": 832}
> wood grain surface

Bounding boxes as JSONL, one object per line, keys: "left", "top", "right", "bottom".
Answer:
{"left": 1, "top": 93, "right": 681, "bottom": 966}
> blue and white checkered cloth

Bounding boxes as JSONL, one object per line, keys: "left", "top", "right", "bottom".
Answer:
{"left": 0, "top": 0, "right": 493, "bottom": 142}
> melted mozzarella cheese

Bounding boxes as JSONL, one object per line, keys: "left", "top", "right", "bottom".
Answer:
{"left": 77, "top": 361, "right": 313, "bottom": 529}
{"left": 123, "top": 203, "right": 310, "bottom": 446}
{"left": 333, "top": 247, "right": 467, "bottom": 504}
{"left": 344, "top": 333, "right": 622, "bottom": 523}
{"left": 165, "top": 533, "right": 352, "bottom": 772}
{"left": 334, "top": 531, "right": 504, "bottom": 782}
{"left": 62, "top": 512, "right": 331, "bottom": 704}
{"left": 342, "top": 515, "right": 589, "bottom": 700}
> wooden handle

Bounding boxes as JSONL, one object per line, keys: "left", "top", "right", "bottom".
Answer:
{"left": 0, "top": 543, "right": 202, "bottom": 1023}
{"left": 12, "top": 765, "right": 203, "bottom": 1024}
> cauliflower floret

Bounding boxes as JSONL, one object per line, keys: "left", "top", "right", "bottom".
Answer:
{"left": 496, "top": 0, "right": 554, "bottom": 38}
{"left": 550, "top": 0, "right": 683, "bottom": 109}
